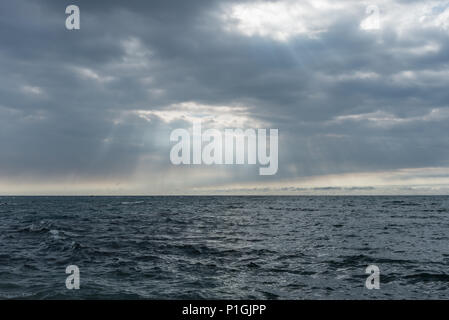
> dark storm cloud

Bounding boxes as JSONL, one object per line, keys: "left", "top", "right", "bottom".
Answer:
{"left": 1, "top": 0, "right": 449, "bottom": 189}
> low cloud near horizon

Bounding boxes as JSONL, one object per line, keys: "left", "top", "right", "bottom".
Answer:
{"left": 1, "top": 0, "right": 449, "bottom": 195}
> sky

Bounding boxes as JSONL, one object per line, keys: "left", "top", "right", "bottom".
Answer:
{"left": 1, "top": 0, "right": 449, "bottom": 195}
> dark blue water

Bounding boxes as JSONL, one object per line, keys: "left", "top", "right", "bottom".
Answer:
{"left": 1, "top": 196, "right": 449, "bottom": 299}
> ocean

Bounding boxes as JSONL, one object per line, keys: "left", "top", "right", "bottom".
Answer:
{"left": 0, "top": 196, "right": 448, "bottom": 299}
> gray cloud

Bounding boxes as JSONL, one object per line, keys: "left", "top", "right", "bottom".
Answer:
{"left": 1, "top": 0, "right": 449, "bottom": 193}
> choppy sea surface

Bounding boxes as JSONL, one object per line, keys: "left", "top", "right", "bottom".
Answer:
{"left": 1, "top": 196, "right": 449, "bottom": 299}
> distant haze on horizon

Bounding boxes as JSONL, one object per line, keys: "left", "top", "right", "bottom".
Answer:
{"left": 1, "top": 0, "right": 449, "bottom": 195}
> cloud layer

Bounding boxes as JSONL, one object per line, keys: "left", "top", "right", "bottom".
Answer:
{"left": 1, "top": 0, "right": 449, "bottom": 194}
